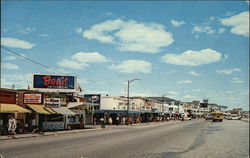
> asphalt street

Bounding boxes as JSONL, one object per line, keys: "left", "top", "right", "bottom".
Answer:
{"left": 0, "top": 119, "right": 249, "bottom": 158}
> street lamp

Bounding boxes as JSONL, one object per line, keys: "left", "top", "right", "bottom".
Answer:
{"left": 127, "top": 78, "right": 141, "bottom": 123}
{"left": 161, "top": 93, "right": 168, "bottom": 115}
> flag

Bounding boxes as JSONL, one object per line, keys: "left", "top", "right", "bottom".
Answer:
{"left": 77, "top": 84, "right": 84, "bottom": 92}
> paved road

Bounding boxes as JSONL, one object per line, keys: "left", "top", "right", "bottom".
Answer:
{"left": 0, "top": 119, "right": 249, "bottom": 158}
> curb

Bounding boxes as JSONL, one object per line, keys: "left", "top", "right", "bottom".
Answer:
{"left": 0, "top": 128, "right": 102, "bottom": 141}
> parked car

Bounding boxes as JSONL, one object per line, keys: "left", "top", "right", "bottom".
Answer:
{"left": 183, "top": 116, "right": 191, "bottom": 120}
{"left": 228, "top": 114, "right": 241, "bottom": 120}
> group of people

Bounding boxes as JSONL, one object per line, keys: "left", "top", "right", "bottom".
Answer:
{"left": 94, "top": 116, "right": 137, "bottom": 126}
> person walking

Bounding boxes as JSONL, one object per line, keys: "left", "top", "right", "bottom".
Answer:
{"left": 116, "top": 116, "right": 119, "bottom": 126}
{"left": 93, "top": 117, "right": 97, "bottom": 126}
{"left": 128, "top": 117, "right": 132, "bottom": 126}
{"left": 122, "top": 117, "right": 126, "bottom": 125}
{"left": 108, "top": 117, "right": 113, "bottom": 125}
{"left": 8, "top": 115, "right": 17, "bottom": 139}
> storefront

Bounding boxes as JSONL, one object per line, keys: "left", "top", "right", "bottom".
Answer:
{"left": 0, "top": 103, "right": 32, "bottom": 135}
{"left": 0, "top": 89, "right": 32, "bottom": 135}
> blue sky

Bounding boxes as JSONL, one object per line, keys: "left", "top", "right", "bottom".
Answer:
{"left": 1, "top": 1, "right": 249, "bottom": 110}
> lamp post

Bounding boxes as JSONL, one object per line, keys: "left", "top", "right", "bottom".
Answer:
{"left": 127, "top": 78, "right": 141, "bottom": 124}
{"left": 161, "top": 93, "right": 167, "bottom": 115}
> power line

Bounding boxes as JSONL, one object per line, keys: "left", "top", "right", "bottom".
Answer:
{"left": 0, "top": 46, "right": 136, "bottom": 86}
{"left": 1, "top": 45, "right": 68, "bottom": 75}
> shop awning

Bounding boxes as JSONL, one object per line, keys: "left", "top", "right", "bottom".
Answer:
{"left": 52, "top": 107, "right": 76, "bottom": 115}
{"left": 0, "top": 104, "right": 32, "bottom": 113}
{"left": 44, "top": 108, "right": 56, "bottom": 114}
{"left": 27, "top": 104, "right": 51, "bottom": 114}
{"left": 67, "top": 102, "right": 84, "bottom": 109}
{"left": 89, "top": 110, "right": 140, "bottom": 114}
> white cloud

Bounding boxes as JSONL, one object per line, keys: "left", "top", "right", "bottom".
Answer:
{"left": 18, "top": 27, "right": 36, "bottom": 34}
{"left": 71, "top": 52, "right": 110, "bottom": 63}
{"left": 224, "top": 54, "right": 229, "bottom": 60}
{"left": 38, "top": 34, "right": 49, "bottom": 37}
{"left": 166, "top": 70, "right": 177, "bottom": 74}
{"left": 105, "top": 12, "right": 113, "bottom": 16}
{"left": 58, "top": 59, "right": 89, "bottom": 70}
{"left": 210, "top": 16, "right": 215, "bottom": 21}
{"left": 216, "top": 68, "right": 241, "bottom": 75}
{"left": 192, "top": 25, "right": 215, "bottom": 34}
{"left": 2, "top": 63, "right": 19, "bottom": 70}
{"left": 177, "top": 80, "right": 192, "bottom": 84}
{"left": 1, "top": 37, "right": 35, "bottom": 49}
{"left": 218, "top": 28, "right": 225, "bottom": 33}
{"left": 230, "top": 78, "right": 244, "bottom": 83}
{"left": 161, "top": 48, "right": 222, "bottom": 66}
{"left": 3, "top": 56, "right": 17, "bottom": 61}
{"left": 188, "top": 70, "right": 200, "bottom": 76}
{"left": 223, "top": 11, "right": 236, "bottom": 17}
{"left": 109, "top": 60, "right": 152, "bottom": 73}
{"left": 171, "top": 19, "right": 186, "bottom": 27}
{"left": 220, "top": 11, "right": 249, "bottom": 37}
{"left": 58, "top": 51, "right": 109, "bottom": 70}
{"left": 166, "top": 91, "right": 178, "bottom": 95}
{"left": 183, "top": 95, "right": 196, "bottom": 99}
{"left": 75, "top": 27, "right": 83, "bottom": 34}
{"left": 46, "top": 68, "right": 71, "bottom": 74}
{"left": 120, "top": 90, "right": 155, "bottom": 97}
{"left": 83, "top": 19, "right": 174, "bottom": 53}
{"left": 1, "top": 73, "right": 32, "bottom": 89}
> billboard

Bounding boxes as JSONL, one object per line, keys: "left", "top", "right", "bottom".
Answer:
{"left": 32, "top": 74, "right": 77, "bottom": 92}
{"left": 84, "top": 94, "right": 101, "bottom": 106}
{"left": 24, "top": 94, "right": 42, "bottom": 104}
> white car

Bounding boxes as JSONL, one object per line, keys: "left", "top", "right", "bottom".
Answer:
{"left": 182, "top": 116, "right": 191, "bottom": 120}
{"left": 229, "top": 114, "right": 241, "bottom": 120}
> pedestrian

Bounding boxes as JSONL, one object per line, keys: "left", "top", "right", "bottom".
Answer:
{"left": 116, "top": 116, "right": 119, "bottom": 126}
{"left": 8, "top": 115, "right": 17, "bottom": 139}
{"left": 182, "top": 116, "right": 184, "bottom": 121}
{"left": 100, "top": 117, "right": 105, "bottom": 128}
{"left": 108, "top": 117, "right": 113, "bottom": 125}
{"left": 128, "top": 117, "right": 132, "bottom": 125}
{"left": 93, "top": 117, "right": 97, "bottom": 126}
{"left": 136, "top": 117, "right": 140, "bottom": 124}
{"left": 122, "top": 117, "right": 126, "bottom": 125}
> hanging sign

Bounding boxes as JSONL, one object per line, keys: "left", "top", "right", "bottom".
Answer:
{"left": 44, "top": 98, "right": 61, "bottom": 108}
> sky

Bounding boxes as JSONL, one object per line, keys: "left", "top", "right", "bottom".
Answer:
{"left": 1, "top": 1, "right": 249, "bottom": 110}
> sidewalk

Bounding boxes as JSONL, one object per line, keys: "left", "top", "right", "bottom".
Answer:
{"left": 0, "top": 125, "right": 101, "bottom": 141}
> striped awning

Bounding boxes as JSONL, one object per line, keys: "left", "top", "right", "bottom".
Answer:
{"left": 44, "top": 108, "right": 56, "bottom": 114}
{"left": 52, "top": 107, "right": 76, "bottom": 115}
{"left": 0, "top": 104, "right": 32, "bottom": 113}
{"left": 27, "top": 104, "right": 51, "bottom": 114}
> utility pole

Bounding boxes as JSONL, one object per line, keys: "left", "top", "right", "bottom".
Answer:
{"left": 126, "top": 78, "right": 141, "bottom": 124}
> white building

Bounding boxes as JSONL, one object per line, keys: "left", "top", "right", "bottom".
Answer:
{"left": 100, "top": 96, "right": 136, "bottom": 111}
